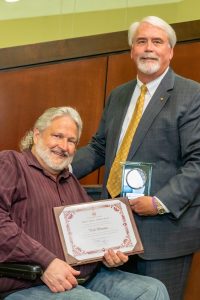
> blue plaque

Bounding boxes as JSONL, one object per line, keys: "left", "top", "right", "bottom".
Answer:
{"left": 121, "top": 162, "right": 153, "bottom": 199}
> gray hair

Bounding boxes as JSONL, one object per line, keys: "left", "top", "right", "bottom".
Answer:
{"left": 20, "top": 106, "right": 83, "bottom": 150}
{"left": 128, "top": 16, "right": 177, "bottom": 48}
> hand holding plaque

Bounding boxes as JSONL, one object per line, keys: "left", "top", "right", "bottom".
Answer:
{"left": 54, "top": 198, "right": 143, "bottom": 266}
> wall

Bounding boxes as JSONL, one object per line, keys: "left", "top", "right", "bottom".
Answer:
{"left": 0, "top": 0, "right": 199, "bottom": 47}
{"left": 0, "top": 23, "right": 199, "bottom": 185}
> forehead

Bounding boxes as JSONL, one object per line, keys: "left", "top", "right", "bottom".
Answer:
{"left": 46, "top": 115, "right": 78, "bottom": 134}
{"left": 135, "top": 22, "right": 168, "bottom": 40}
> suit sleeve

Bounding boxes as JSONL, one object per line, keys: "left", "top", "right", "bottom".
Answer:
{"left": 156, "top": 84, "right": 200, "bottom": 219}
{"left": 72, "top": 96, "right": 111, "bottom": 179}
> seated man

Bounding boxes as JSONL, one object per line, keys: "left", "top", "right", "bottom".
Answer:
{"left": 0, "top": 106, "right": 169, "bottom": 300}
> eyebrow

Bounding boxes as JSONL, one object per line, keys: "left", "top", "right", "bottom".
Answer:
{"left": 136, "top": 37, "right": 164, "bottom": 41}
{"left": 51, "top": 133, "right": 78, "bottom": 141}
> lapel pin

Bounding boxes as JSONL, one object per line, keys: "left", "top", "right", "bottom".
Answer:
{"left": 160, "top": 97, "right": 164, "bottom": 101}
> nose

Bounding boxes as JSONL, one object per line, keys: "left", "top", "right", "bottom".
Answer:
{"left": 145, "top": 40, "right": 153, "bottom": 51}
{"left": 59, "top": 138, "right": 69, "bottom": 151}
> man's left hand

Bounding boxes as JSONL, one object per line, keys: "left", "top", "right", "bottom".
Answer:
{"left": 102, "top": 249, "right": 128, "bottom": 268}
{"left": 129, "top": 196, "right": 158, "bottom": 216}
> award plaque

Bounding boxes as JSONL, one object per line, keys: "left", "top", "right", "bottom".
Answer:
{"left": 53, "top": 198, "right": 143, "bottom": 266}
{"left": 121, "top": 162, "right": 153, "bottom": 199}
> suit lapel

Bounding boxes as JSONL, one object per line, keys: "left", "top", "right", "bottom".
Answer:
{"left": 128, "top": 69, "right": 175, "bottom": 159}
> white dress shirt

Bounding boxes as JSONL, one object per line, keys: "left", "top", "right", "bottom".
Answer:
{"left": 118, "top": 68, "right": 169, "bottom": 213}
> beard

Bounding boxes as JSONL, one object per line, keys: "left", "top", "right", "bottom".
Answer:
{"left": 136, "top": 54, "right": 160, "bottom": 75}
{"left": 34, "top": 139, "right": 73, "bottom": 172}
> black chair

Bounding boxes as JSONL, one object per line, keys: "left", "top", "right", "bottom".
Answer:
{"left": 0, "top": 263, "right": 43, "bottom": 299}
{"left": 83, "top": 184, "right": 102, "bottom": 200}
{"left": 0, "top": 262, "right": 43, "bottom": 281}
{"left": 0, "top": 185, "right": 102, "bottom": 299}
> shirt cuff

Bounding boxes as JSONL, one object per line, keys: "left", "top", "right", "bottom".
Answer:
{"left": 154, "top": 196, "right": 170, "bottom": 213}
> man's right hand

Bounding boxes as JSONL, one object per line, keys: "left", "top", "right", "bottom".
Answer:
{"left": 41, "top": 258, "right": 80, "bottom": 293}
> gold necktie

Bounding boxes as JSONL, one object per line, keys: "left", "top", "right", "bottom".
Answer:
{"left": 107, "top": 84, "right": 147, "bottom": 198}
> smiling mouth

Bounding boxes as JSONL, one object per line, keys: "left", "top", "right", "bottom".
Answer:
{"left": 141, "top": 57, "right": 158, "bottom": 61}
{"left": 51, "top": 150, "right": 68, "bottom": 158}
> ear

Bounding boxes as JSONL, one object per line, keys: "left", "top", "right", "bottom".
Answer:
{"left": 33, "top": 128, "right": 40, "bottom": 145}
{"left": 130, "top": 45, "right": 133, "bottom": 60}
{"left": 169, "top": 47, "right": 174, "bottom": 61}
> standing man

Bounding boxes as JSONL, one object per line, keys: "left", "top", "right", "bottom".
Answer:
{"left": 0, "top": 107, "right": 169, "bottom": 300}
{"left": 72, "top": 16, "right": 200, "bottom": 300}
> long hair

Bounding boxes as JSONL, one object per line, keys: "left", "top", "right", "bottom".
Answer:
{"left": 20, "top": 106, "right": 83, "bottom": 150}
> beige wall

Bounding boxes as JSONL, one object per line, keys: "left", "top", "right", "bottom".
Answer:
{"left": 0, "top": 0, "right": 199, "bottom": 48}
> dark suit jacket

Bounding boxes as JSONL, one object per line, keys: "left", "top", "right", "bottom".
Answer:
{"left": 73, "top": 68, "right": 200, "bottom": 259}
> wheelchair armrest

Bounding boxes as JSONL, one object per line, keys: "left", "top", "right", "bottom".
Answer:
{"left": 83, "top": 184, "right": 102, "bottom": 200}
{"left": 0, "top": 262, "right": 43, "bottom": 281}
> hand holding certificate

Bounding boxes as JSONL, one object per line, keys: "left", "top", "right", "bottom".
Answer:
{"left": 54, "top": 198, "right": 143, "bottom": 266}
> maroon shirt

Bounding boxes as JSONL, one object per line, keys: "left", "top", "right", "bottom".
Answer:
{"left": 0, "top": 150, "right": 98, "bottom": 293}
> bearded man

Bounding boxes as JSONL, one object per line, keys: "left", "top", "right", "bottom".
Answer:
{"left": 72, "top": 16, "right": 200, "bottom": 300}
{"left": 0, "top": 106, "right": 169, "bottom": 300}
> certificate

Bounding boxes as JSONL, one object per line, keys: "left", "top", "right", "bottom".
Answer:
{"left": 121, "top": 162, "right": 153, "bottom": 199}
{"left": 54, "top": 198, "right": 143, "bottom": 265}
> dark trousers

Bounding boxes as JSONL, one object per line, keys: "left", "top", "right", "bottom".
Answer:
{"left": 119, "top": 254, "right": 193, "bottom": 300}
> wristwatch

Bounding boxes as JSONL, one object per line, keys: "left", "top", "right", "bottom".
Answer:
{"left": 152, "top": 197, "right": 166, "bottom": 215}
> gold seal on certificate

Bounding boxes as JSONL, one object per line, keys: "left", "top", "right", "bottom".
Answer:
{"left": 54, "top": 198, "right": 143, "bottom": 266}
{"left": 121, "top": 162, "right": 153, "bottom": 199}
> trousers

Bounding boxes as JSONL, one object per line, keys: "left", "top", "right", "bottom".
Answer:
{"left": 5, "top": 266, "right": 169, "bottom": 300}
{"left": 119, "top": 254, "right": 193, "bottom": 300}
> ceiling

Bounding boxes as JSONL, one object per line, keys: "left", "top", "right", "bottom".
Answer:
{"left": 0, "top": 0, "right": 183, "bottom": 20}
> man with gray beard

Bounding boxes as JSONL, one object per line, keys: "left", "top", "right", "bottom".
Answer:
{"left": 72, "top": 16, "right": 200, "bottom": 300}
{"left": 0, "top": 107, "right": 169, "bottom": 300}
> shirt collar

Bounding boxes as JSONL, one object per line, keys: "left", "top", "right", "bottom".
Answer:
{"left": 137, "top": 67, "right": 169, "bottom": 97}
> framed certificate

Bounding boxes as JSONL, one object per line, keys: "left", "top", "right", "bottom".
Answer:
{"left": 54, "top": 198, "right": 143, "bottom": 266}
{"left": 121, "top": 162, "right": 153, "bottom": 199}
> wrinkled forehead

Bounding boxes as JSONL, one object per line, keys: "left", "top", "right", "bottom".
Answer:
{"left": 45, "top": 115, "right": 78, "bottom": 134}
{"left": 135, "top": 22, "right": 169, "bottom": 40}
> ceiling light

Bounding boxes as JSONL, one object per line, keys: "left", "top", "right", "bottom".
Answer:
{"left": 5, "top": 0, "right": 20, "bottom": 3}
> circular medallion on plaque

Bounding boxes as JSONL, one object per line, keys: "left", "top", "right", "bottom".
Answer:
{"left": 126, "top": 168, "right": 147, "bottom": 189}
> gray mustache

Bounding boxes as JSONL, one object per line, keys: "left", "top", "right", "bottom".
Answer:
{"left": 140, "top": 55, "right": 158, "bottom": 59}
{"left": 53, "top": 148, "right": 69, "bottom": 157}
